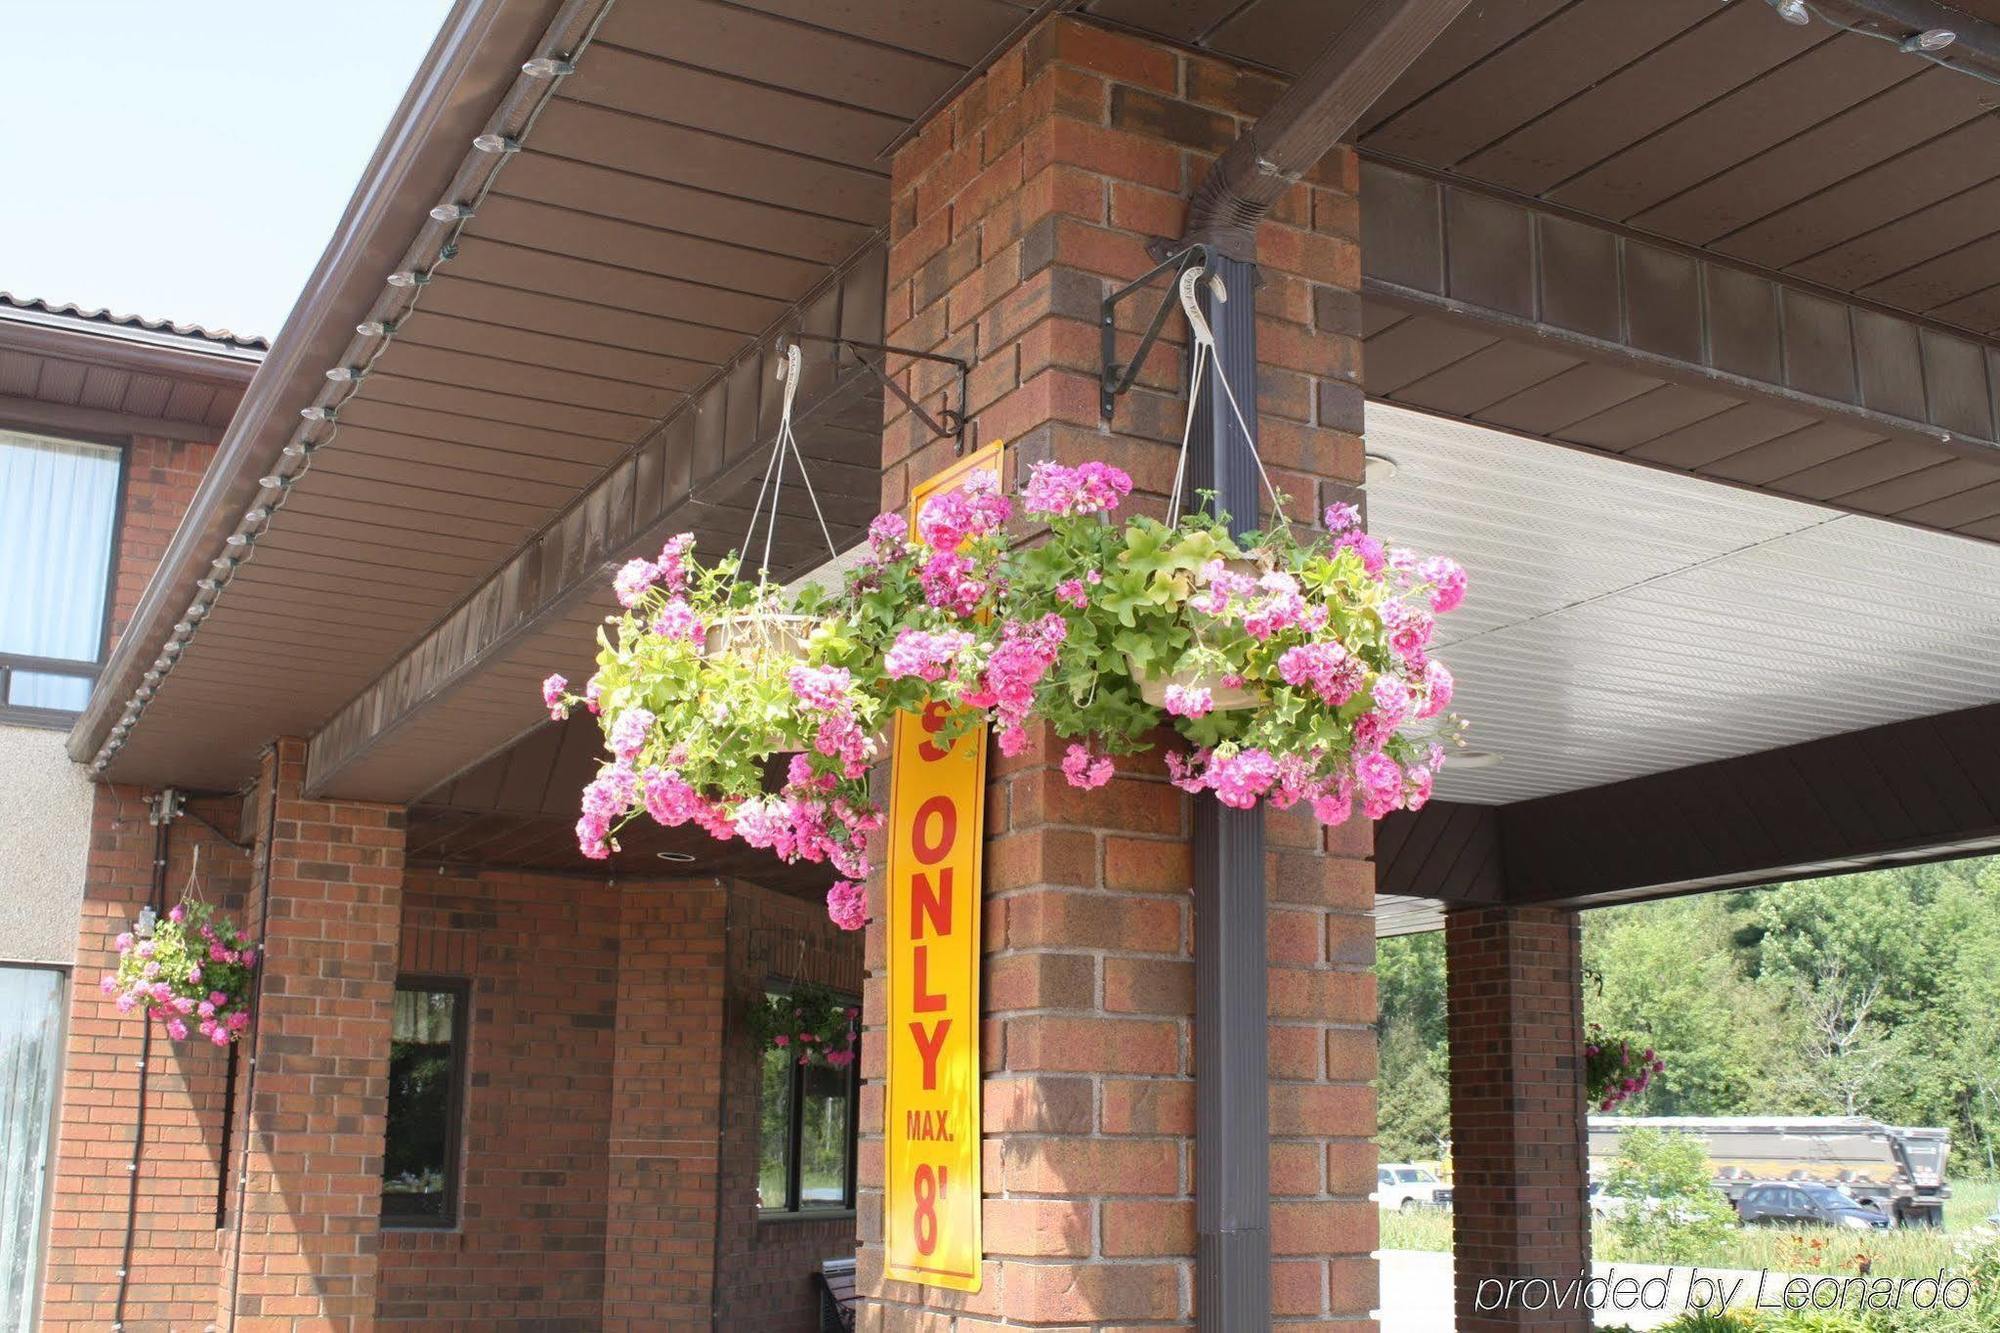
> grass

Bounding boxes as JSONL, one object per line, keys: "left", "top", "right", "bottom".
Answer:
{"left": 1377, "top": 1177, "right": 2000, "bottom": 1281}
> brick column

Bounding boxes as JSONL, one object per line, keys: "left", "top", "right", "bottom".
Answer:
{"left": 860, "top": 16, "right": 1373, "bottom": 1329}
{"left": 601, "top": 876, "right": 728, "bottom": 1330}
{"left": 1445, "top": 907, "right": 1590, "bottom": 1333}
{"left": 223, "top": 738, "right": 406, "bottom": 1331}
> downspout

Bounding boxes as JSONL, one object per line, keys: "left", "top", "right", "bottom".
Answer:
{"left": 1176, "top": 2, "right": 1470, "bottom": 1327}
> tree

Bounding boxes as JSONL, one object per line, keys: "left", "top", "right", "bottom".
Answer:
{"left": 1375, "top": 1015, "right": 1449, "bottom": 1163}
{"left": 1600, "top": 1128, "right": 1735, "bottom": 1264}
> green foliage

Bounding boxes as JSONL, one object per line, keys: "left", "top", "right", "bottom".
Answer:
{"left": 107, "top": 897, "right": 258, "bottom": 1046}
{"left": 1600, "top": 1128, "right": 1739, "bottom": 1263}
{"left": 1375, "top": 1016, "right": 1449, "bottom": 1163}
{"left": 745, "top": 981, "right": 858, "bottom": 1067}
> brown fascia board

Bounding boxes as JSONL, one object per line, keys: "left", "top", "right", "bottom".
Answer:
{"left": 66, "top": 0, "right": 566, "bottom": 768}
{"left": 0, "top": 309, "right": 262, "bottom": 386}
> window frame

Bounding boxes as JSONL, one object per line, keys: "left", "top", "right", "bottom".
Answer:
{"left": 0, "top": 424, "right": 127, "bottom": 728}
{"left": 380, "top": 974, "right": 471, "bottom": 1230}
{"left": 758, "top": 985, "right": 861, "bottom": 1220}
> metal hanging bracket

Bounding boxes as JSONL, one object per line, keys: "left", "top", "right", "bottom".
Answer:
{"left": 784, "top": 332, "right": 970, "bottom": 454}
{"left": 1099, "top": 242, "right": 1211, "bottom": 421}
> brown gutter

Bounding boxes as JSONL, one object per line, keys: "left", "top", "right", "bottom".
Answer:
{"left": 66, "top": 0, "right": 564, "bottom": 767}
{"left": 1182, "top": 0, "right": 1473, "bottom": 259}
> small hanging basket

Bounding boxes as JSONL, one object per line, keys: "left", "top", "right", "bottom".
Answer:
{"left": 702, "top": 611, "right": 818, "bottom": 659}
{"left": 1126, "top": 659, "right": 1265, "bottom": 711}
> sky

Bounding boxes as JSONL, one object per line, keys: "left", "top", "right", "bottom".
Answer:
{"left": 0, "top": 1, "right": 455, "bottom": 341}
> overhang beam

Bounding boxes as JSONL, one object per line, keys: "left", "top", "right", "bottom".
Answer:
{"left": 1361, "top": 159, "right": 2000, "bottom": 468}
{"left": 1376, "top": 703, "right": 2000, "bottom": 914}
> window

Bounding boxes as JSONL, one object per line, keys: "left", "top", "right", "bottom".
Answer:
{"left": 1, "top": 966, "right": 65, "bottom": 1329}
{"left": 381, "top": 979, "right": 468, "bottom": 1227}
{"left": 758, "top": 990, "right": 859, "bottom": 1216}
{"left": 0, "top": 429, "right": 123, "bottom": 720}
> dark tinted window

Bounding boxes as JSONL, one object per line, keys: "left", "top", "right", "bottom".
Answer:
{"left": 757, "top": 990, "right": 859, "bottom": 1215}
{"left": 382, "top": 980, "right": 468, "bottom": 1226}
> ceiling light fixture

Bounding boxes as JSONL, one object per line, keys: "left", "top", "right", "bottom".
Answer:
{"left": 656, "top": 851, "right": 698, "bottom": 863}
{"left": 1453, "top": 750, "right": 1503, "bottom": 770}
{"left": 1363, "top": 453, "right": 1399, "bottom": 485}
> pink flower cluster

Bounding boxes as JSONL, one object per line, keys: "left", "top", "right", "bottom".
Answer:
{"left": 104, "top": 905, "right": 259, "bottom": 1047}
{"left": 884, "top": 627, "right": 974, "bottom": 682}
{"left": 1021, "top": 459, "right": 1133, "bottom": 518}
{"left": 612, "top": 532, "right": 698, "bottom": 608}
{"left": 970, "top": 614, "right": 1067, "bottom": 756}
{"left": 1060, "top": 742, "right": 1114, "bottom": 789}
{"left": 917, "top": 469, "right": 1011, "bottom": 551}
{"left": 826, "top": 880, "right": 866, "bottom": 931}
{"left": 1586, "top": 1030, "right": 1666, "bottom": 1111}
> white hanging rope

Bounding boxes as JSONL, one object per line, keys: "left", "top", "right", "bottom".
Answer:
{"left": 741, "top": 342, "right": 836, "bottom": 578}
{"left": 1166, "top": 266, "right": 1287, "bottom": 527}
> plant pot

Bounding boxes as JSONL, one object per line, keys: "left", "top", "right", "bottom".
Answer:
{"left": 1125, "top": 659, "right": 1265, "bottom": 711}
{"left": 702, "top": 612, "right": 816, "bottom": 658}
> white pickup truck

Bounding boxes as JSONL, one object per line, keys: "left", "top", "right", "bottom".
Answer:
{"left": 1377, "top": 1163, "right": 1451, "bottom": 1210}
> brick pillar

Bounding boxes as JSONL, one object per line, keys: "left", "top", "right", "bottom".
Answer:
{"left": 601, "top": 877, "right": 728, "bottom": 1331}
{"left": 860, "top": 15, "right": 1373, "bottom": 1329}
{"left": 223, "top": 738, "right": 405, "bottom": 1331}
{"left": 1445, "top": 907, "right": 1590, "bottom": 1333}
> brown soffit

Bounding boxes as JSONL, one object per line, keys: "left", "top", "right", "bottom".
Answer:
{"left": 67, "top": 0, "right": 581, "bottom": 771}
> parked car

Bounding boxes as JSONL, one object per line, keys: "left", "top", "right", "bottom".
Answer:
{"left": 1736, "top": 1182, "right": 1889, "bottom": 1230}
{"left": 1378, "top": 1164, "right": 1449, "bottom": 1210}
{"left": 1589, "top": 1180, "right": 1729, "bottom": 1225}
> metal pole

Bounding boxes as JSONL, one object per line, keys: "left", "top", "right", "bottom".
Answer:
{"left": 1187, "top": 252, "right": 1270, "bottom": 1330}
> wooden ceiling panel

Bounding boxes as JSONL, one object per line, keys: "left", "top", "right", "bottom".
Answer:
{"left": 279, "top": 465, "right": 562, "bottom": 531}
{"left": 332, "top": 398, "right": 632, "bottom": 469}
{"left": 1360, "top": 316, "right": 1498, "bottom": 395}
{"left": 277, "top": 487, "right": 542, "bottom": 547}
{"left": 1457, "top": 1, "right": 1828, "bottom": 198}
{"left": 1624, "top": 401, "right": 1819, "bottom": 470}
{"left": 1542, "top": 35, "right": 1916, "bottom": 223}
{"left": 420, "top": 273, "right": 752, "bottom": 364}
{"left": 1475, "top": 364, "right": 1664, "bottom": 438}
{"left": 357, "top": 375, "right": 654, "bottom": 448}
{"left": 1204, "top": 0, "right": 1374, "bottom": 75}
{"left": 740, "top": 0, "right": 1031, "bottom": 66}
{"left": 1390, "top": 341, "right": 1581, "bottom": 419}
{"left": 1359, "top": 0, "right": 1569, "bottom": 132}
{"left": 565, "top": 45, "right": 903, "bottom": 171}
{"left": 1861, "top": 232, "right": 2000, "bottom": 317}
{"left": 1713, "top": 116, "right": 2000, "bottom": 274}
{"left": 1628, "top": 68, "right": 2000, "bottom": 247}
{"left": 1762, "top": 438, "right": 1943, "bottom": 501}
{"left": 1833, "top": 456, "right": 2000, "bottom": 517}
{"left": 306, "top": 447, "right": 583, "bottom": 512}
{"left": 1364, "top": 0, "right": 1714, "bottom": 169}
{"left": 78, "top": 364, "right": 129, "bottom": 411}
{"left": 499, "top": 152, "right": 875, "bottom": 265}
{"left": 530, "top": 100, "right": 887, "bottom": 225}
{"left": 469, "top": 195, "right": 834, "bottom": 301}
{"left": 596, "top": 0, "right": 961, "bottom": 119}
{"left": 369, "top": 340, "right": 680, "bottom": 419}
{"left": 1552, "top": 384, "right": 1738, "bottom": 452}
{"left": 445, "top": 236, "right": 790, "bottom": 338}
{"left": 1086, "top": 0, "right": 1251, "bottom": 46}
{"left": 392, "top": 308, "right": 714, "bottom": 392}
{"left": 1696, "top": 420, "right": 1889, "bottom": 487}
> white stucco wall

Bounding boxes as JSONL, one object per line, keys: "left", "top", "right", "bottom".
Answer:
{"left": 0, "top": 724, "right": 93, "bottom": 965}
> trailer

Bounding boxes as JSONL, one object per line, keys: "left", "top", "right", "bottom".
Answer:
{"left": 1588, "top": 1116, "right": 1950, "bottom": 1227}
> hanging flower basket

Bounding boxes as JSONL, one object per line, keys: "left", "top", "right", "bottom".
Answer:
{"left": 1586, "top": 1024, "right": 1664, "bottom": 1112}
{"left": 1126, "top": 659, "right": 1265, "bottom": 712}
{"left": 104, "top": 899, "right": 259, "bottom": 1047}
{"left": 746, "top": 980, "right": 860, "bottom": 1068}
{"left": 702, "top": 611, "right": 817, "bottom": 659}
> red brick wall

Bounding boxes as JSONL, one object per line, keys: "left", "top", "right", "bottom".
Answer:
{"left": 863, "top": 17, "right": 1375, "bottom": 1327}
{"left": 221, "top": 738, "right": 406, "bottom": 1331}
{"left": 714, "top": 879, "right": 866, "bottom": 1331}
{"left": 1445, "top": 907, "right": 1590, "bottom": 1333}
{"left": 109, "top": 435, "right": 217, "bottom": 648}
{"left": 601, "top": 876, "right": 729, "bottom": 1330}
{"left": 374, "top": 867, "right": 621, "bottom": 1328}
{"left": 38, "top": 789, "right": 252, "bottom": 1330}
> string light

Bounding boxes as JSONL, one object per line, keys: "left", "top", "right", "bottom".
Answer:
{"left": 1769, "top": 0, "right": 1810, "bottom": 23}
{"left": 96, "top": 6, "right": 621, "bottom": 774}
{"left": 1901, "top": 28, "right": 1955, "bottom": 51}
